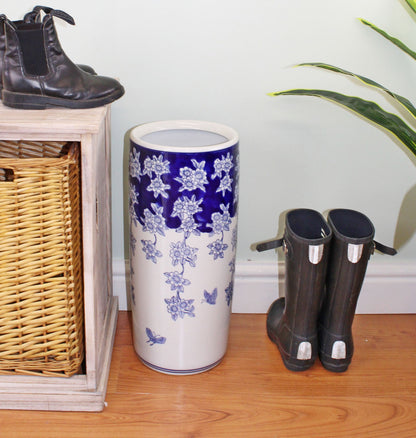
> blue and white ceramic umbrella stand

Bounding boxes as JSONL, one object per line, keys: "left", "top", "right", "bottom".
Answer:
{"left": 129, "top": 120, "right": 239, "bottom": 375}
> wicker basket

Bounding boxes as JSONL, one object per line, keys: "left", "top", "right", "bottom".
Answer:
{"left": 0, "top": 140, "right": 84, "bottom": 377}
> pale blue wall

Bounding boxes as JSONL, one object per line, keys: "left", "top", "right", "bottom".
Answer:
{"left": 6, "top": 0, "right": 416, "bottom": 264}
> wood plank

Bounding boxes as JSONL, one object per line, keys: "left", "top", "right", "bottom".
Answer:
{"left": 0, "top": 103, "right": 107, "bottom": 136}
{"left": 0, "top": 374, "right": 87, "bottom": 392}
{"left": 80, "top": 131, "right": 99, "bottom": 391}
{"left": 1, "top": 312, "right": 414, "bottom": 436}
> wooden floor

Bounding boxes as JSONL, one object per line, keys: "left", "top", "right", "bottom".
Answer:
{"left": 0, "top": 311, "right": 415, "bottom": 437}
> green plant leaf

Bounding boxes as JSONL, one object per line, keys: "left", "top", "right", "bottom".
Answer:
{"left": 360, "top": 18, "right": 416, "bottom": 61}
{"left": 405, "top": 0, "right": 416, "bottom": 14}
{"left": 269, "top": 89, "right": 416, "bottom": 156}
{"left": 297, "top": 62, "right": 416, "bottom": 120}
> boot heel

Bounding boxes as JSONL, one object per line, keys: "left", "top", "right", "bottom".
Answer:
{"left": 2, "top": 90, "right": 48, "bottom": 109}
{"left": 266, "top": 298, "right": 317, "bottom": 371}
{"left": 319, "top": 351, "right": 350, "bottom": 373}
{"left": 318, "top": 327, "right": 352, "bottom": 372}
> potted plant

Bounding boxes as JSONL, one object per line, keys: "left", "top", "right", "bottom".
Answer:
{"left": 269, "top": 0, "right": 416, "bottom": 160}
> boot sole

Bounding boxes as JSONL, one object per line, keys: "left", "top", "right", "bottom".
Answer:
{"left": 319, "top": 352, "right": 350, "bottom": 373}
{"left": 2, "top": 88, "right": 124, "bottom": 110}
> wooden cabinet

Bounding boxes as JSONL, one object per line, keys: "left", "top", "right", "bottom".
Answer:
{"left": 0, "top": 103, "right": 118, "bottom": 411}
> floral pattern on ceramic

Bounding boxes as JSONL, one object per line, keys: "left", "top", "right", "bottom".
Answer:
{"left": 130, "top": 148, "right": 238, "bottom": 319}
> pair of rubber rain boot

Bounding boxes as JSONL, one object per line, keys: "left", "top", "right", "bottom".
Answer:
{"left": 256, "top": 208, "right": 396, "bottom": 372}
{"left": 0, "top": 6, "right": 124, "bottom": 109}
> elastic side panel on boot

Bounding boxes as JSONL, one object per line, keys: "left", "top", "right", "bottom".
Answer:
{"left": 297, "top": 342, "right": 312, "bottom": 360}
{"left": 16, "top": 26, "right": 48, "bottom": 76}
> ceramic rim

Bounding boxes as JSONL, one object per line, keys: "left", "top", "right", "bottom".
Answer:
{"left": 130, "top": 120, "right": 239, "bottom": 153}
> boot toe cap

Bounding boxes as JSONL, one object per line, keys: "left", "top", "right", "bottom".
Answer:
{"left": 86, "top": 75, "right": 125, "bottom": 102}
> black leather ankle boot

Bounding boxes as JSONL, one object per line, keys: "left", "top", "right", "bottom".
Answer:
{"left": 0, "top": 10, "right": 96, "bottom": 100}
{"left": 318, "top": 209, "right": 396, "bottom": 372}
{"left": 257, "top": 209, "right": 332, "bottom": 371}
{"left": 2, "top": 10, "right": 124, "bottom": 109}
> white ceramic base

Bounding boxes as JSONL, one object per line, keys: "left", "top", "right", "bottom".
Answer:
{"left": 130, "top": 219, "right": 236, "bottom": 374}
{"left": 138, "top": 355, "right": 224, "bottom": 375}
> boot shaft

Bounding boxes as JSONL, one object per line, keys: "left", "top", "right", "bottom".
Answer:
{"left": 283, "top": 209, "right": 332, "bottom": 336}
{"left": 0, "top": 9, "right": 64, "bottom": 94}
{"left": 321, "top": 209, "right": 375, "bottom": 335}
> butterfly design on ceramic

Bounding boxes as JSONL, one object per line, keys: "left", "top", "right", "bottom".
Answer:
{"left": 202, "top": 288, "right": 217, "bottom": 305}
{"left": 145, "top": 328, "right": 166, "bottom": 346}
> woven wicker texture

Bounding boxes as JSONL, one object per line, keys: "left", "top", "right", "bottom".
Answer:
{"left": 0, "top": 141, "right": 84, "bottom": 377}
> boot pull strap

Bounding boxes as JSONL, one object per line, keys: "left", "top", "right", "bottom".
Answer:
{"left": 1, "top": 15, "right": 15, "bottom": 31}
{"left": 24, "top": 6, "right": 75, "bottom": 26}
{"left": 255, "top": 238, "right": 284, "bottom": 252}
{"left": 374, "top": 240, "right": 397, "bottom": 256}
{"left": 48, "top": 9, "right": 76, "bottom": 25}
{"left": 24, "top": 6, "right": 51, "bottom": 22}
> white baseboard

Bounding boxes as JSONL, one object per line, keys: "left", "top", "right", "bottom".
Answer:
{"left": 112, "top": 259, "right": 416, "bottom": 314}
